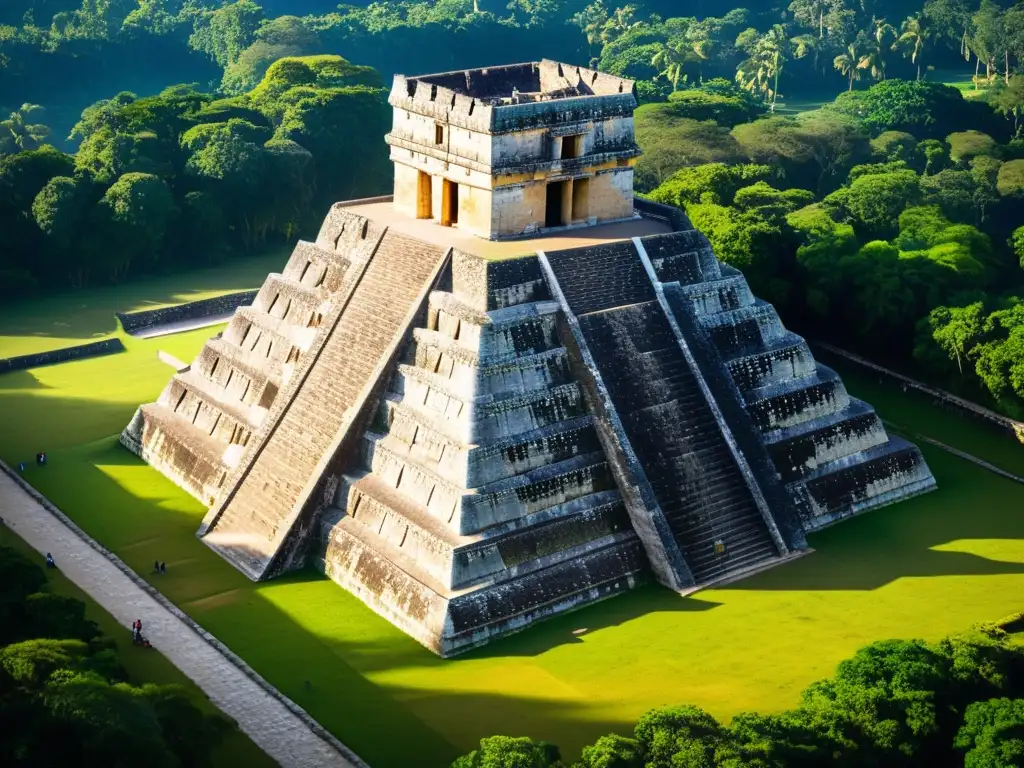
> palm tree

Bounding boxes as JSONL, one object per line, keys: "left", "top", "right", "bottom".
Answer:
{"left": 735, "top": 25, "right": 791, "bottom": 112}
{"left": 858, "top": 20, "right": 897, "bottom": 81}
{"left": 571, "top": 0, "right": 610, "bottom": 65}
{"left": 686, "top": 22, "right": 716, "bottom": 82}
{"left": 600, "top": 4, "right": 639, "bottom": 45}
{"left": 834, "top": 43, "right": 863, "bottom": 91}
{"left": 897, "top": 15, "right": 930, "bottom": 81}
{"left": 652, "top": 38, "right": 695, "bottom": 91}
{"left": 0, "top": 104, "right": 51, "bottom": 154}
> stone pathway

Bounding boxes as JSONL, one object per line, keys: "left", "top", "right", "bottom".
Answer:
{"left": 0, "top": 466, "right": 366, "bottom": 768}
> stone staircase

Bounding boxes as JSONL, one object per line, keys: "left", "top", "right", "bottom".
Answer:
{"left": 579, "top": 304, "right": 778, "bottom": 583}
{"left": 120, "top": 206, "right": 369, "bottom": 505}
{"left": 541, "top": 240, "right": 784, "bottom": 588}
{"left": 641, "top": 230, "right": 936, "bottom": 530}
{"left": 311, "top": 254, "right": 648, "bottom": 656}
{"left": 198, "top": 227, "right": 451, "bottom": 580}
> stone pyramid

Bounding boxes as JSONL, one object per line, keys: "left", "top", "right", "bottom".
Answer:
{"left": 122, "top": 201, "right": 935, "bottom": 656}
{"left": 123, "top": 60, "right": 935, "bottom": 656}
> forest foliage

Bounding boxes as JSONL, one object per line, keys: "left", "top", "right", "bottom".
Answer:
{"left": 2, "top": 0, "right": 1024, "bottom": 414}
{"left": 452, "top": 621, "right": 1024, "bottom": 767}
{"left": 0, "top": 544, "right": 230, "bottom": 766}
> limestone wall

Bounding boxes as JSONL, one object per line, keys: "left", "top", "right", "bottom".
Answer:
{"left": 117, "top": 291, "right": 257, "bottom": 335}
{"left": 1, "top": 338, "right": 125, "bottom": 374}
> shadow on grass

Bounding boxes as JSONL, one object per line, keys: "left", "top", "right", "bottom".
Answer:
{"left": 0, "top": 370, "right": 52, "bottom": 390}
{"left": 723, "top": 446, "right": 1024, "bottom": 592}
{"left": 0, "top": 250, "right": 288, "bottom": 344}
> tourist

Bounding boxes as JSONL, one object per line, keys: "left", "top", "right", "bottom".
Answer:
{"left": 131, "top": 620, "right": 139, "bottom": 641}
{"left": 18, "top": 462, "right": 24, "bottom": 472}
{"left": 159, "top": 562, "right": 166, "bottom": 575}
{"left": 45, "top": 552, "right": 55, "bottom": 569}
{"left": 154, "top": 560, "right": 160, "bottom": 574}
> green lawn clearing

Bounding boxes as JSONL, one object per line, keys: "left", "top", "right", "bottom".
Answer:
{"left": 1, "top": 308, "right": 1022, "bottom": 766}
{"left": 0, "top": 249, "right": 287, "bottom": 359}
{"left": 938, "top": 68, "right": 991, "bottom": 99}
{"left": 0, "top": 529, "right": 275, "bottom": 768}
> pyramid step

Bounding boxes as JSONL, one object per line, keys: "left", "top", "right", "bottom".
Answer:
{"left": 428, "top": 291, "right": 562, "bottom": 360}
{"left": 745, "top": 365, "right": 849, "bottom": 433}
{"left": 674, "top": 273, "right": 755, "bottom": 317}
{"left": 725, "top": 332, "right": 816, "bottom": 393}
{"left": 363, "top": 435, "right": 617, "bottom": 535}
{"left": 398, "top": 346, "right": 572, "bottom": 400}
{"left": 764, "top": 400, "right": 888, "bottom": 481}
{"left": 128, "top": 403, "right": 231, "bottom": 505}
{"left": 332, "top": 473, "right": 633, "bottom": 590}
{"left": 642, "top": 231, "right": 722, "bottom": 284}
{"left": 253, "top": 272, "right": 329, "bottom": 323}
{"left": 385, "top": 377, "right": 587, "bottom": 445}
{"left": 373, "top": 413, "right": 600, "bottom": 488}
{"left": 197, "top": 337, "right": 282, "bottom": 403}
{"left": 700, "top": 300, "right": 785, "bottom": 356}
{"left": 283, "top": 240, "right": 352, "bottom": 293}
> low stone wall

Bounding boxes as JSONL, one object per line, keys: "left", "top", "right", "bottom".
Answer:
{"left": 813, "top": 342, "right": 1024, "bottom": 445}
{"left": 117, "top": 291, "right": 257, "bottom": 334}
{"left": 0, "top": 338, "right": 125, "bottom": 374}
{"left": 633, "top": 196, "right": 692, "bottom": 231}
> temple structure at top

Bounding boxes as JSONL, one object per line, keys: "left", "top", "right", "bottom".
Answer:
{"left": 386, "top": 61, "right": 640, "bottom": 239}
{"left": 122, "top": 60, "right": 936, "bottom": 658}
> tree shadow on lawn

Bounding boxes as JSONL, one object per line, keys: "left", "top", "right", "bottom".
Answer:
{"left": 0, "top": 370, "right": 52, "bottom": 390}
{"left": 723, "top": 446, "right": 1024, "bottom": 592}
{"left": 0, "top": 249, "right": 287, "bottom": 343}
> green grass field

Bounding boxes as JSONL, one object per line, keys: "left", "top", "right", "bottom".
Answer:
{"left": 0, "top": 282, "right": 1023, "bottom": 766}
{"left": 0, "top": 250, "right": 287, "bottom": 359}
{"left": 0, "top": 529, "right": 275, "bottom": 768}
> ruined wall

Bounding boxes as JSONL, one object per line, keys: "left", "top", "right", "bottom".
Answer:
{"left": 1, "top": 338, "right": 125, "bottom": 374}
{"left": 116, "top": 291, "right": 257, "bottom": 335}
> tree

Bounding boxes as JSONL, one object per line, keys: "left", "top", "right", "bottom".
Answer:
{"left": 96, "top": 172, "right": 176, "bottom": 279}
{"left": 823, "top": 168, "right": 921, "bottom": 238}
{"left": 858, "top": 20, "right": 897, "bottom": 82}
{"left": 734, "top": 181, "right": 815, "bottom": 221}
{"left": 829, "top": 79, "right": 994, "bottom": 139}
{"left": 990, "top": 76, "right": 1024, "bottom": 138}
{"left": 917, "top": 301, "right": 987, "bottom": 376}
{"left": 897, "top": 14, "right": 931, "bottom": 81}
{"left": 647, "top": 162, "right": 774, "bottom": 207}
{"left": 735, "top": 25, "right": 792, "bottom": 112}
{"left": 0, "top": 104, "right": 51, "bottom": 154}
{"left": 452, "top": 735, "right": 562, "bottom": 767}
{"left": 188, "top": 0, "right": 264, "bottom": 68}
{"left": 634, "top": 116, "right": 747, "bottom": 192}
{"left": 651, "top": 37, "right": 694, "bottom": 91}
{"left": 834, "top": 42, "right": 862, "bottom": 91}
{"left": 577, "top": 734, "right": 644, "bottom": 768}
{"left": 969, "top": 0, "right": 1006, "bottom": 87}
{"left": 947, "top": 130, "right": 998, "bottom": 166}
{"left": 997, "top": 159, "right": 1024, "bottom": 198}
{"left": 632, "top": 705, "right": 729, "bottom": 766}
{"left": 1012, "top": 225, "right": 1024, "bottom": 267}
{"left": 955, "top": 698, "right": 1024, "bottom": 768}
{"left": 924, "top": 0, "right": 972, "bottom": 59}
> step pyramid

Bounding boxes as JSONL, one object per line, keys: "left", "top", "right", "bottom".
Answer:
{"left": 122, "top": 198, "right": 935, "bottom": 656}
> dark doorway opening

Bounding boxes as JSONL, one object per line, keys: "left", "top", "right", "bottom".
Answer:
{"left": 545, "top": 181, "right": 566, "bottom": 228}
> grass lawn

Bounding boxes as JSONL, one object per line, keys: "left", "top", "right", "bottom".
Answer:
{"left": 937, "top": 68, "right": 991, "bottom": 99}
{"left": 0, "top": 528, "right": 275, "bottom": 768}
{"left": 0, "top": 249, "right": 287, "bottom": 359}
{"left": 1, "top": 311, "right": 1023, "bottom": 766}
